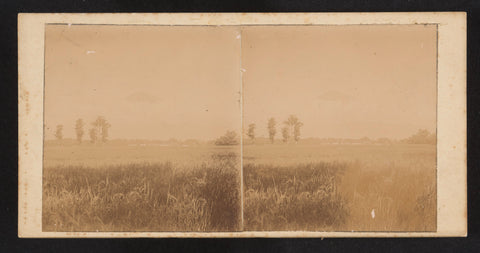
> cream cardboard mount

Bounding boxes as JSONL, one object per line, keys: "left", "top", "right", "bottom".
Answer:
{"left": 18, "top": 13, "right": 466, "bottom": 238}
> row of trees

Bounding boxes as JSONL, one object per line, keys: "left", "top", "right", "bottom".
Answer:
{"left": 247, "top": 115, "right": 303, "bottom": 144}
{"left": 52, "top": 116, "right": 434, "bottom": 146}
{"left": 53, "top": 116, "right": 111, "bottom": 144}
{"left": 244, "top": 117, "right": 435, "bottom": 145}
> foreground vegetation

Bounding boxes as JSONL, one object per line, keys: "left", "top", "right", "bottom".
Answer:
{"left": 43, "top": 142, "right": 436, "bottom": 232}
{"left": 43, "top": 152, "right": 241, "bottom": 232}
{"left": 340, "top": 160, "right": 436, "bottom": 231}
{"left": 243, "top": 144, "right": 436, "bottom": 231}
{"left": 244, "top": 162, "right": 349, "bottom": 231}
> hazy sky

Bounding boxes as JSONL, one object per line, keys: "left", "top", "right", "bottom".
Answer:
{"left": 45, "top": 25, "right": 241, "bottom": 140}
{"left": 45, "top": 24, "right": 436, "bottom": 140}
{"left": 242, "top": 25, "right": 437, "bottom": 139}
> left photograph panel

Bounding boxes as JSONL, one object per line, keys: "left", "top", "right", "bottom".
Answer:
{"left": 43, "top": 25, "right": 242, "bottom": 232}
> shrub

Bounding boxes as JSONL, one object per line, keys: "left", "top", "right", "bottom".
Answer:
{"left": 214, "top": 131, "right": 239, "bottom": 146}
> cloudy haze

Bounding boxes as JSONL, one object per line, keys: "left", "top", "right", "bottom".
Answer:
{"left": 45, "top": 24, "right": 437, "bottom": 140}
{"left": 242, "top": 25, "right": 437, "bottom": 139}
{"left": 45, "top": 25, "right": 241, "bottom": 140}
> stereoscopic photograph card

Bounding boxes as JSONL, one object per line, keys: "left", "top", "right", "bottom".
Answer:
{"left": 18, "top": 13, "right": 466, "bottom": 237}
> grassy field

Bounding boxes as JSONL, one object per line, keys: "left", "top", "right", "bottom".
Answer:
{"left": 43, "top": 142, "right": 233, "bottom": 168}
{"left": 43, "top": 143, "right": 241, "bottom": 232}
{"left": 44, "top": 142, "right": 436, "bottom": 232}
{"left": 243, "top": 143, "right": 436, "bottom": 231}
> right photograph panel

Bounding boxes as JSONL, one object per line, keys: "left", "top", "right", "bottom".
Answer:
{"left": 241, "top": 25, "right": 437, "bottom": 232}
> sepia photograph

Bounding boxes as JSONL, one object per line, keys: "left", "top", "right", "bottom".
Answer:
{"left": 42, "top": 25, "right": 243, "bottom": 232}
{"left": 17, "top": 13, "right": 466, "bottom": 237}
{"left": 242, "top": 25, "right": 437, "bottom": 231}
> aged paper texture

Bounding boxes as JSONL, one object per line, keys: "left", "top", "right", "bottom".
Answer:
{"left": 18, "top": 13, "right": 466, "bottom": 237}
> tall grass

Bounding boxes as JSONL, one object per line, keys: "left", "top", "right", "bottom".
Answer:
{"left": 243, "top": 162, "right": 349, "bottom": 231}
{"left": 243, "top": 159, "right": 436, "bottom": 231}
{"left": 44, "top": 143, "right": 435, "bottom": 232}
{"left": 340, "top": 160, "right": 436, "bottom": 231}
{"left": 243, "top": 144, "right": 436, "bottom": 231}
{"left": 43, "top": 152, "right": 241, "bottom": 232}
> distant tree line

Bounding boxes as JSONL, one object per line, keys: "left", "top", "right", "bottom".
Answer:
{"left": 214, "top": 114, "right": 304, "bottom": 146}
{"left": 402, "top": 129, "right": 436, "bottom": 145}
{"left": 53, "top": 116, "right": 111, "bottom": 144}
{"left": 245, "top": 115, "right": 303, "bottom": 144}
{"left": 53, "top": 116, "right": 434, "bottom": 146}
{"left": 241, "top": 116, "right": 435, "bottom": 146}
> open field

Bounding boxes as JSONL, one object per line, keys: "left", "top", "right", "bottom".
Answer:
{"left": 43, "top": 142, "right": 436, "bottom": 232}
{"left": 43, "top": 142, "right": 237, "bottom": 168}
{"left": 243, "top": 143, "right": 436, "bottom": 231}
{"left": 43, "top": 143, "right": 241, "bottom": 232}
